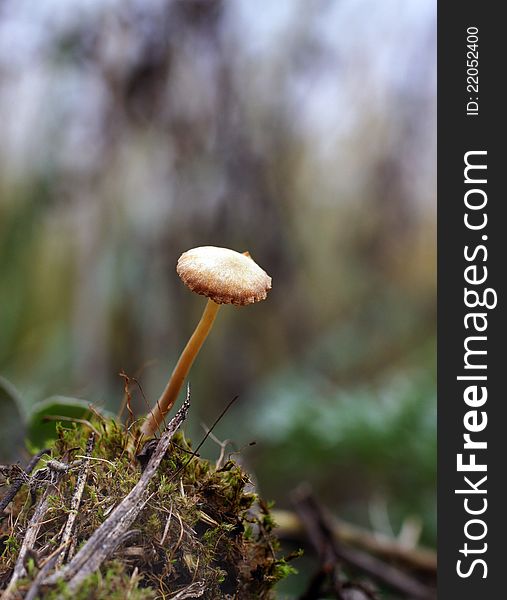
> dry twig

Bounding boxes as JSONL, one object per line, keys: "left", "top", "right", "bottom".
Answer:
{"left": 43, "top": 392, "right": 191, "bottom": 591}
{"left": 25, "top": 542, "right": 69, "bottom": 600}
{"left": 3, "top": 455, "right": 84, "bottom": 597}
{"left": 291, "top": 485, "right": 436, "bottom": 600}
{"left": 273, "top": 508, "right": 436, "bottom": 573}
{"left": 170, "top": 580, "right": 206, "bottom": 599}
{"left": 56, "top": 432, "right": 96, "bottom": 566}
{"left": 0, "top": 449, "right": 50, "bottom": 515}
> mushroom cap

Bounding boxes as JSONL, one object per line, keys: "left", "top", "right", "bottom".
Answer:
{"left": 176, "top": 246, "right": 272, "bottom": 305}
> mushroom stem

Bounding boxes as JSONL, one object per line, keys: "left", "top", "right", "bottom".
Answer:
{"left": 141, "top": 299, "right": 220, "bottom": 437}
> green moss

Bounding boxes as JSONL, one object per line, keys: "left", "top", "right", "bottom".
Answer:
{"left": 1, "top": 535, "right": 19, "bottom": 560}
{"left": 46, "top": 562, "right": 155, "bottom": 600}
{"left": 0, "top": 419, "right": 298, "bottom": 598}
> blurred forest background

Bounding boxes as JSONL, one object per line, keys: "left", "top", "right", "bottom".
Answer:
{"left": 0, "top": 0, "right": 436, "bottom": 595}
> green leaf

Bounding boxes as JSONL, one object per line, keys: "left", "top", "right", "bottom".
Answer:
{"left": 0, "top": 375, "right": 26, "bottom": 461}
{"left": 27, "top": 396, "right": 97, "bottom": 448}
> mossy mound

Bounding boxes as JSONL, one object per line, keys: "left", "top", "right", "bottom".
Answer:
{"left": 0, "top": 417, "right": 296, "bottom": 598}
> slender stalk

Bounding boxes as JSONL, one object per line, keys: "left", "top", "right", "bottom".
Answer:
{"left": 141, "top": 299, "right": 220, "bottom": 436}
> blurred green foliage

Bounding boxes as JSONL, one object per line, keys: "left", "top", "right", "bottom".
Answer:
{"left": 0, "top": 377, "right": 26, "bottom": 462}
{"left": 26, "top": 396, "right": 101, "bottom": 448}
{"left": 248, "top": 344, "right": 436, "bottom": 544}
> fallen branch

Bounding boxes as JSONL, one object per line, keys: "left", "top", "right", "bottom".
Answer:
{"left": 43, "top": 392, "right": 191, "bottom": 591}
{"left": 292, "top": 485, "right": 374, "bottom": 600}
{"left": 291, "top": 485, "right": 436, "bottom": 600}
{"left": 272, "top": 509, "right": 436, "bottom": 573}
{"left": 0, "top": 448, "right": 50, "bottom": 515}
{"left": 3, "top": 483, "right": 58, "bottom": 600}
{"left": 56, "top": 432, "right": 96, "bottom": 567}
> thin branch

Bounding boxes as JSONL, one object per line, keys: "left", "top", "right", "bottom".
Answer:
{"left": 43, "top": 392, "right": 191, "bottom": 591}
{"left": 273, "top": 508, "right": 436, "bottom": 573}
{"left": 25, "top": 542, "right": 70, "bottom": 600}
{"left": 169, "top": 580, "right": 206, "bottom": 599}
{"left": 3, "top": 484, "right": 57, "bottom": 600}
{"left": 159, "top": 504, "right": 173, "bottom": 546}
{"left": 56, "top": 433, "right": 96, "bottom": 567}
{"left": 200, "top": 422, "right": 231, "bottom": 469}
{"left": 0, "top": 448, "right": 50, "bottom": 514}
{"left": 167, "top": 394, "right": 239, "bottom": 484}
{"left": 291, "top": 485, "right": 435, "bottom": 600}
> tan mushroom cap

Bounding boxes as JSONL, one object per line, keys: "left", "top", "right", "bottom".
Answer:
{"left": 176, "top": 246, "right": 272, "bottom": 305}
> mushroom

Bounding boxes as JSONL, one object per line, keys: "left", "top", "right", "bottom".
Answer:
{"left": 141, "top": 246, "right": 272, "bottom": 437}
